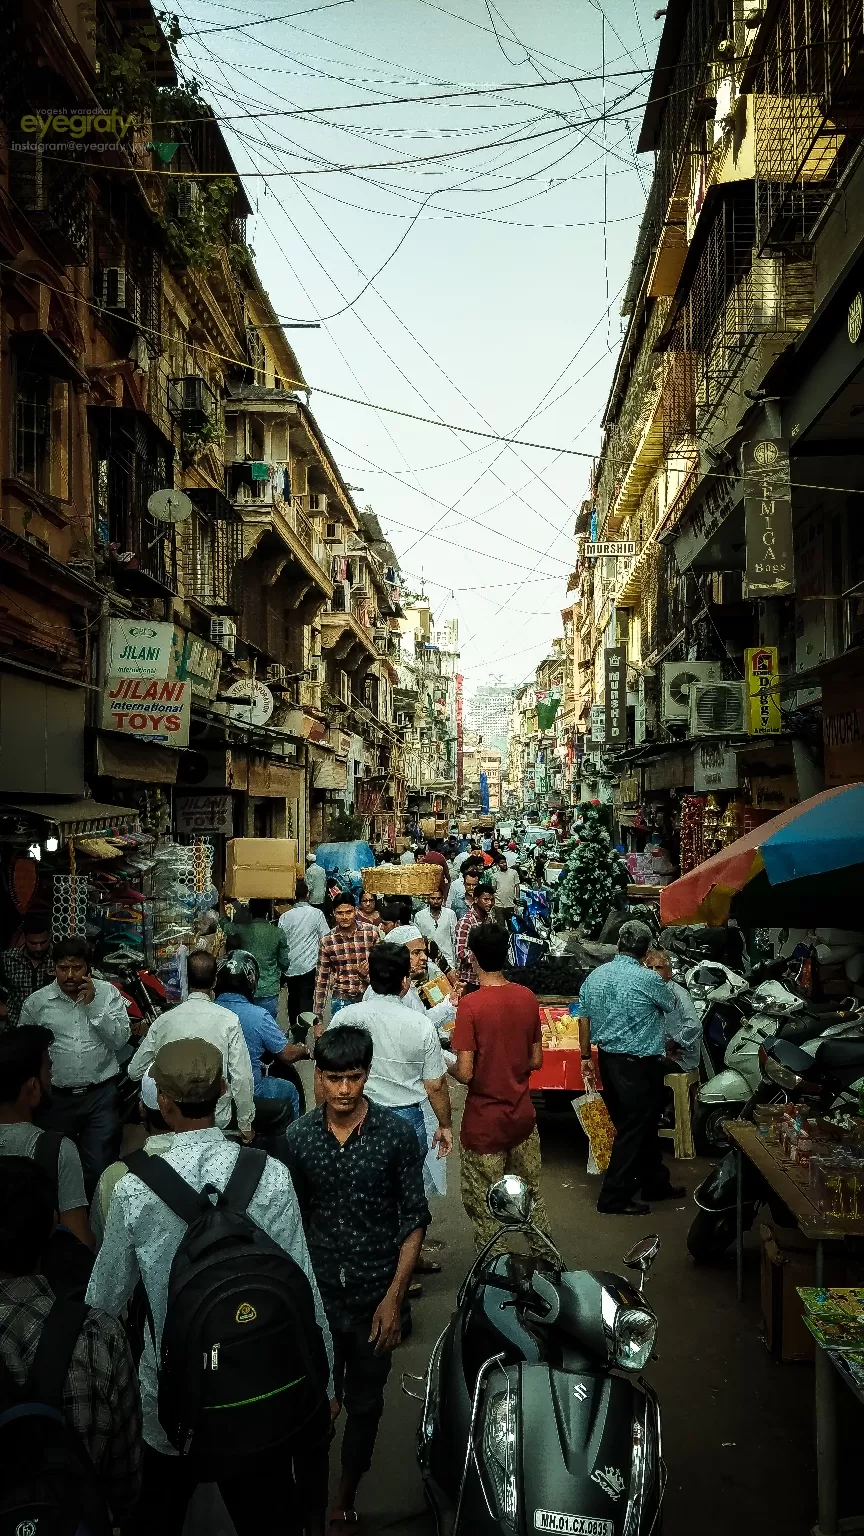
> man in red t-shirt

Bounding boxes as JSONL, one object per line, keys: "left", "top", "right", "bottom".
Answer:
{"left": 449, "top": 923, "right": 553, "bottom": 1255}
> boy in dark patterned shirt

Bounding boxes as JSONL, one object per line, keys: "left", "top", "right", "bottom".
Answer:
{"left": 285, "top": 1025, "right": 429, "bottom": 1528}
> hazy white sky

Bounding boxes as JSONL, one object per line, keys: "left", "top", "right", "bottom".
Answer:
{"left": 174, "top": 0, "right": 660, "bottom": 695}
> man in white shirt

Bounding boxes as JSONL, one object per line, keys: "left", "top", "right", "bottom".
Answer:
{"left": 19, "top": 935, "right": 131, "bottom": 1193}
{"left": 304, "top": 853, "right": 327, "bottom": 909}
{"left": 279, "top": 878, "right": 331, "bottom": 1040}
{"left": 331, "top": 943, "right": 453, "bottom": 1171}
{"left": 415, "top": 890, "right": 457, "bottom": 971}
{"left": 491, "top": 855, "right": 520, "bottom": 928}
{"left": 399, "top": 845, "right": 417, "bottom": 865}
{"left": 127, "top": 949, "right": 254, "bottom": 1141}
{"left": 644, "top": 949, "right": 703, "bottom": 1072}
{"left": 87, "top": 1036, "right": 334, "bottom": 1536}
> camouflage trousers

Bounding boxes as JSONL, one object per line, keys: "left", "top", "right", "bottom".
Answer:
{"left": 459, "top": 1126, "right": 554, "bottom": 1257}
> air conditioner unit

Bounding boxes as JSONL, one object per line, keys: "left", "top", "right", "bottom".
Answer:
{"left": 94, "top": 267, "right": 141, "bottom": 322}
{"left": 210, "top": 616, "right": 236, "bottom": 655}
{"left": 309, "top": 493, "right": 328, "bottom": 514}
{"left": 323, "top": 521, "right": 341, "bottom": 543}
{"left": 662, "top": 661, "right": 722, "bottom": 722}
{"left": 266, "top": 664, "right": 289, "bottom": 686}
{"left": 338, "top": 671, "right": 351, "bottom": 706}
{"left": 690, "top": 681, "right": 747, "bottom": 736}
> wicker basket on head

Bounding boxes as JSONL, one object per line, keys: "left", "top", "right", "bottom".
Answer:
{"left": 362, "top": 864, "right": 442, "bottom": 897}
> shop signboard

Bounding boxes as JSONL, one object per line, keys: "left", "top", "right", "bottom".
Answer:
{"left": 105, "top": 619, "right": 176, "bottom": 679}
{"left": 745, "top": 647, "right": 782, "bottom": 735}
{"left": 694, "top": 741, "right": 738, "bottom": 792}
{"left": 585, "top": 541, "right": 637, "bottom": 559}
{"left": 604, "top": 645, "right": 627, "bottom": 746}
{"left": 175, "top": 794, "right": 234, "bottom": 835}
{"left": 183, "top": 635, "right": 221, "bottom": 703}
{"left": 822, "top": 659, "right": 864, "bottom": 787}
{"left": 101, "top": 677, "right": 191, "bottom": 745}
{"left": 742, "top": 440, "right": 795, "bottom": 598}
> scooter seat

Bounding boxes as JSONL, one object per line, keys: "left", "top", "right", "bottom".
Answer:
{"left": 815, "top": 1038, "right": 864, "bottom": 1069}
{"left": 768, "top": 1039, "right": 814, "bottom": 1074}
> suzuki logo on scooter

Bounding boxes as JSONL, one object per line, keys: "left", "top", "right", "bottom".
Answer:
{"left": 590, "top": 1466, "right": 625, "bottom": 1502}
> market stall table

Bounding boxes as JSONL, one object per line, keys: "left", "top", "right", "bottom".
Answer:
{"left": 529, "top": 1003, "right": 598, "bottom": 1093}
{"left": 725, "top": 1121, "right": 864, "bottom": 1300}
{"left": 811, "top": 1340, "right": 864, "bottom": 1536}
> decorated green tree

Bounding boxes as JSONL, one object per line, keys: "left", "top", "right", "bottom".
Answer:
{"left": 555, "top": 801, "right": 628, "bottom": 937}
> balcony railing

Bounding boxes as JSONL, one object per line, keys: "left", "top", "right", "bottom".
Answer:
{"left": 8, "top": 149, "right": 90, "bottom": 266}
{"left": 91, "top": 408, "right": 178, "bottom": 595}
{"left": 183, "top": 490, "right": 242, "bottom": 611}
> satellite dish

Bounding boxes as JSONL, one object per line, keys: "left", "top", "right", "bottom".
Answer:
{"left": 148, "top": 489, "right": 193, "bottom": 524}
{"left": 225, "top": 678, "right": 274, "bottom": 728}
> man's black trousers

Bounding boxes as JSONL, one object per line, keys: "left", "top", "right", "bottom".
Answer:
{"left": 596, "top": 1051, "right": 671, "bottom": 1211}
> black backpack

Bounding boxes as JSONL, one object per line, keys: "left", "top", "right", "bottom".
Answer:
{"left": 30, "top": 1134, "right": 95, "bottom": 1303}
{"left": 0, "top": 1300, "right": 112, "bottom": 1536}
{"left": 124, "top": 1146, "right": 329, "bottom": 1467}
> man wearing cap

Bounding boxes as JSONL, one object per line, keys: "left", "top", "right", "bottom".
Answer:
{"left": 127, "top": 950, "right": 255, "bottom": 1143}
{"left": 90, "top": 1069, "right": 174, "bottom": 1247}
{"left": 1, "top": 911, "right": 53, "bottom": 1029}
{"left": 87, "top": 1037, "right": 334, "bottom": 1536}
{"left": 576, "top": 921, "right": 686, "bottom": 1216}
{"left": 304, "top": 851, "right": 327, "bottom": 910}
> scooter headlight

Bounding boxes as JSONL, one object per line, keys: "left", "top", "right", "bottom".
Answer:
{"left": 481, "top": 1387, "right": 519, "bottom": 1529}
{"left": 610, "top": 1307, "right": 658, "bottom": 1371}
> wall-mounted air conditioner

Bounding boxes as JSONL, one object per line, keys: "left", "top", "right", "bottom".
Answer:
{"left": 94, "top": 266, "right": 141, "bottom": 322}
{"left": 690, "top": 681, "right": 747, "bottom": 736}
{"left": 661, "top": 660, "right": 722, "bottom": 722}
{"left": 210, "top": 617, "right": 236, "bottom": 655}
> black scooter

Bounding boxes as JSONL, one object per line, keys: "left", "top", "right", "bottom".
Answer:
{"left": 405, "top": 1176, "right": 664, "bottom": 1536}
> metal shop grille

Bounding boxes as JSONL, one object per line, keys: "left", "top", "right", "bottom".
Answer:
{"left": 752, "top": 0, "right": 864, "bottom": 247}
{"left": 183, "top": 490, "right": 243, "bottom": 611}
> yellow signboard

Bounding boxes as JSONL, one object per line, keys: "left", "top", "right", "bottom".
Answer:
{"left": 745, "top": 646, "right": 782, "bottom": 735}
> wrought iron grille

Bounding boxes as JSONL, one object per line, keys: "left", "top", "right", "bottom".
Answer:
{"left": 91, "top": 409, "right": 178, "bottom": 594}
{"left": 8, "top": 148, "right": 90, "bottom": 266}
{"left": 752, "top": 0, "right": 864, "bottom": 247}
{"left": 183, "top": 490, "right": 242, "bottom": 611}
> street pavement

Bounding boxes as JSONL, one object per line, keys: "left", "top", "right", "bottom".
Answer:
{"left": 187, "top": 1078, "right": 819, "bottom": 1535}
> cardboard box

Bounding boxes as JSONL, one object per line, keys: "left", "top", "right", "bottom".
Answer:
{"left": 417, "top": 973, "right": 453, "bottom": 1008}
{"left": 759, "top": 1223, "right": 857, "bottom": 1361}
{"left": 224, "top": 838, "right": 297, "bottom": 899}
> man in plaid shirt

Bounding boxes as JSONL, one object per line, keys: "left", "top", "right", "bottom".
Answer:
{"left": 454, "top": 883, "right": 496, "bottom": 984}
{"left": 312, "top": 893, "right": 378, "bottom": 1023}
{"left": 0, "top": 913, "right": 53, "bottom": 1029}
{"left": 0, "top": 1157, "right": 142, "bottom": 1519}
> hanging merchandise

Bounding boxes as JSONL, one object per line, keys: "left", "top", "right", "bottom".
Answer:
{"left": 680, "top": 796, "right": 705, "bottom": 874}
{"left": 151, "top": 841, "right": 218, "bottom": 1001}
{"left": 52, "top": 842, "right": 88, "bottom": 940}
{"left": 718, "top": 800, "right": 744, "bottom": 847}
{"left": 702, "top": 794, "right": 723, "bottom": 857}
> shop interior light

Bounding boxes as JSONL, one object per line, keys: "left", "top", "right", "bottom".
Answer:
{"left": 45, "top": 835, "right": 59, "bottom": 853}
{"left": 28, "top": 843, "right": 42, "bottom": 861}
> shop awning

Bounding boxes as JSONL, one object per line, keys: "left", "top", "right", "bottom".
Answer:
{"left": 660, "top": 784, "right": 864, "bottom": 927}
{"left": 1, "top": 798, "right": 139, "bottom": 834}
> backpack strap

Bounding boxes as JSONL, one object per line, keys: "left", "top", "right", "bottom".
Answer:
{"left": 32, "top": 1130, "right": 64, "bottom": 1201}
{"left": 222, "top": 1146, "right": 267, "bottom": 1213}
{"left": 123, "top": 1149, "right": 208, "bottom": 1226}
{"left": 25, "top": 1298, "right": 89, "bottom": 1410}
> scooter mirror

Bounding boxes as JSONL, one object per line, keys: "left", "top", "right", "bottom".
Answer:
{"left": 486, "top": 1175, "right": 534, "bottom": 1228}
{"left": 622, "top": 1234, "right": 661, "bottom": 1273}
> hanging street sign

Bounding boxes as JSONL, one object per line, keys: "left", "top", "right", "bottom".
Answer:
{"left": 604, "top": 645, "right": 628, "bottom": 746}
{"left": 585, "top": 542, "right": 637, "bottom": 559}
{"left": 742, "top": 439, "right": 795, "bottom": 598}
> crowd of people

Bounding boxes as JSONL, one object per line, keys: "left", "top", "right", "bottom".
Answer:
{"left": 0, "top": 831, "right": 552, "bottom": 1534}
{"left": 0, "top": 828, "right": 696, "bottom": 1533}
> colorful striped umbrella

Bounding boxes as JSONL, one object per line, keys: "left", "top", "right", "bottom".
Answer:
{"left": 660, "top": 784, "right": 864, "bottom": 927}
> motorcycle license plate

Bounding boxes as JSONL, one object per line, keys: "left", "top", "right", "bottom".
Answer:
{"left": 534, "top": 1515, "right": 613, "bottom": 1536}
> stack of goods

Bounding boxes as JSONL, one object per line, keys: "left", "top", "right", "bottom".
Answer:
{"left": 539, "top": 1006, "right": 581, "bottom": 1048}
{"left": 151, "top": 841, "right": 218, "bottom": 1001}
{"left": 363, "top": 864, "right": 441, "bottom": 897}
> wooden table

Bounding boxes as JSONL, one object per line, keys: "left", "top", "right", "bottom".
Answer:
{"left": 725, "top": 1121, "right": 864, "bottom": 1302}
{"left": 726, "top": 1122, "right": 864, "bottom": 1536}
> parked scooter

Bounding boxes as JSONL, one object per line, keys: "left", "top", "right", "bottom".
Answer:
{"left": 687, "top": 1004, "right": 864, "bottom": 1262}
{"left": 406, "top": 1175, "right": 665, "bottom": 1536}
{"left": 692, "top": 977, "right": 803, "bottom": 1155}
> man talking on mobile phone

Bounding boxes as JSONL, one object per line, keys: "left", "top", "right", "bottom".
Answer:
{"left": 17, "top": 935, "right": 130, "bottom": 1195}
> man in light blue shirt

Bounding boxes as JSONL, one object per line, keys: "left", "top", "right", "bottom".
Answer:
{"left": 214, "top": 952, "right": 308, "bottom": 1121}
{"left": 576, "top": 921, "right": 686, "bottom": 1216}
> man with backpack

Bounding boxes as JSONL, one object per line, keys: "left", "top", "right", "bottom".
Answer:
{"left": 0, "top": 1156, "right": 142, "bottom": 1530}
{"left": 285, "top": 1026, "right": 430, "bottom": 1530}
{"left": 86, "top": 1036, "right": 334, "bottom": 1536}
{"left": 0, "top": 1025, "right": 92, "bottom": 1251}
